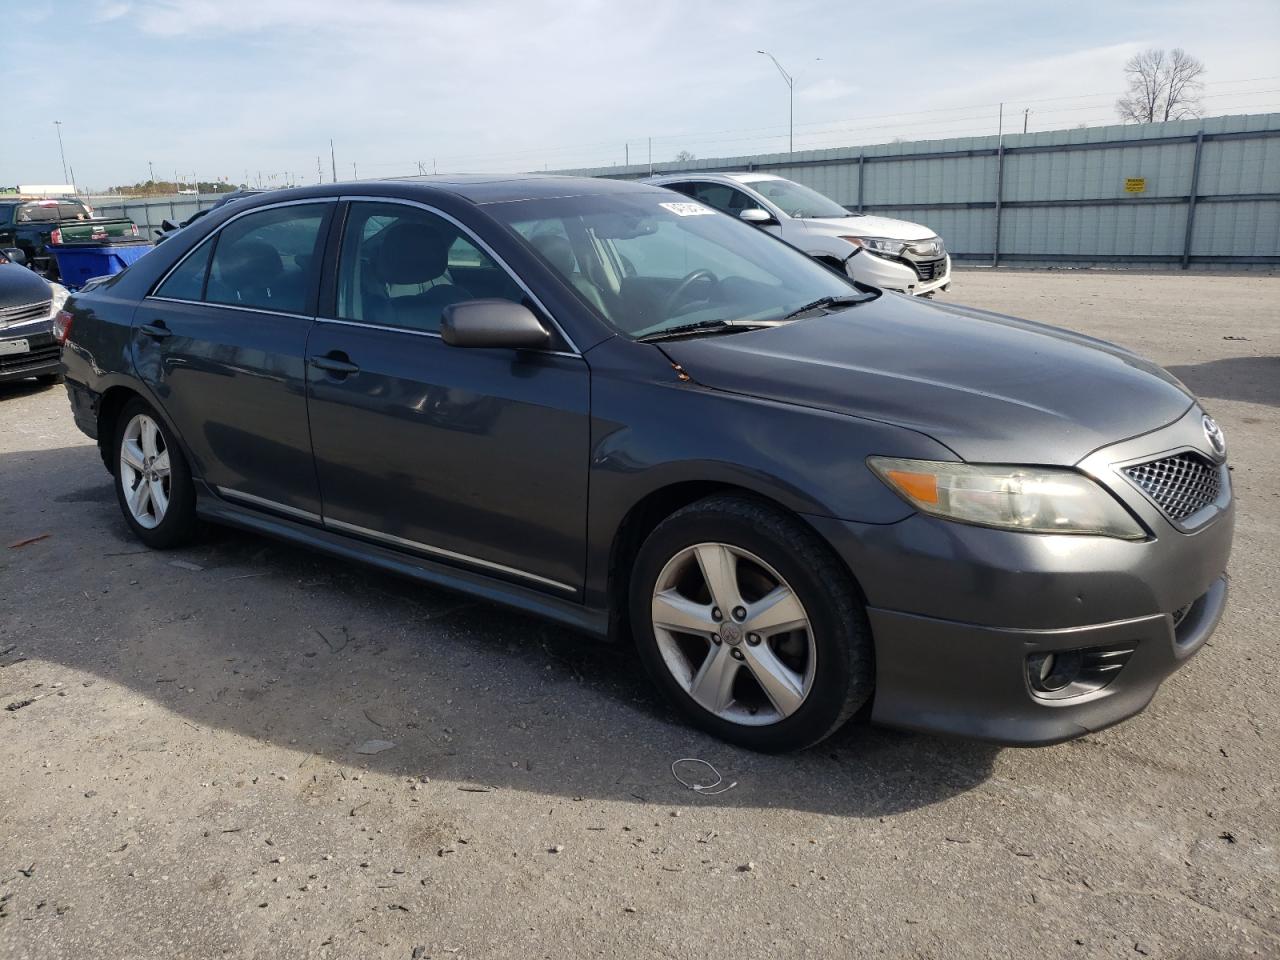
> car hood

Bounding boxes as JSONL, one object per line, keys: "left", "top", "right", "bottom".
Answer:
{"left": 0, "top": 263, "right": 53, "bottom": 310}
{"left": 802, "top": 214, "right": 936, "bottom": 242}
{"left": 660, "top": 294, "right": 1194, "bottom": 465}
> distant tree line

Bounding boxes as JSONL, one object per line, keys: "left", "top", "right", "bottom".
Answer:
{"left": 103, "top": 180, "right": 244, "bottom": 197}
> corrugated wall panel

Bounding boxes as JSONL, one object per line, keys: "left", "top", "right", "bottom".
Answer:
{"left": 544, "top": 112, "right": 1280, "bottom": 265}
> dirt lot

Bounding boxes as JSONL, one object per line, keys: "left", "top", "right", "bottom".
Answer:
{"left": 1, "top": 270, "right": 1277, "bottom": 960}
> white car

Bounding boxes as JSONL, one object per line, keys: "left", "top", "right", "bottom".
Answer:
{"left": 646, "top": 172, "right": 951, "bottom": 297}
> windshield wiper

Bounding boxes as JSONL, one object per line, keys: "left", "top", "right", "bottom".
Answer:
{"left": 779, "top": 294, "right": 867, "bottom": 320}
{"left": 636, "top": 319, "right": 769, "bottom": 343}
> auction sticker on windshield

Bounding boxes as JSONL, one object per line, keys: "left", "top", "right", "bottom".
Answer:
{"left": 659, "top": 202, "right": 715, "bottom": 217}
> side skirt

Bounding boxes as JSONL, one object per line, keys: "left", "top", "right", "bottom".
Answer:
{"left": 195, "top": 487, "right": 610, "bottom": 640}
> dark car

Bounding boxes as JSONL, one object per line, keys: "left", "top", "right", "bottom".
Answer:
{"left": 0, "top": 247, "right": 66, "bottom": 385}
{"left": 59, "top": 176, "right": 1233, "bottom": 752}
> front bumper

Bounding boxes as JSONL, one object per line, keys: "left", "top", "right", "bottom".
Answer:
{"left": 0, "top": 323, "right": 60, "bottom": 383}
{"left": 845, "top": 250, "right": 951, "bottom": 296}
{"left": 806, "top": 406, "right": 1234, "bottom": 745}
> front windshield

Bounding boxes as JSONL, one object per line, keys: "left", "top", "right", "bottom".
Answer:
{"left": 742, "top": 178, "right": 851, "bottom": 219}
{"left": 492, "top": 193, "right": 867, "bottom": 339}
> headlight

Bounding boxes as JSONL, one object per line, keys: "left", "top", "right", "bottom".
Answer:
{"left": 840, "top": 236, "right": 907, "bottom": 256}
{"left": 48, "top": 283, "right": 70, "bottom": 318}
{"left": 868, "top": 457, "right": 1146, "bottom": 539}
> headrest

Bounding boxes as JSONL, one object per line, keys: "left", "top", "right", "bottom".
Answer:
{"left": 219, "top": 239, "right": 282, "bottom": 289}
{"left": 375, "top": 222, "right": 453, "bottom": 285}
{"left": 531, "top": 233, "right": 576, "bottom": 275}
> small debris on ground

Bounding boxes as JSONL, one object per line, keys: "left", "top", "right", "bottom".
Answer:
{"left": 169, "top": 559, "right": 204, "bottom": 571}
{"left": 8, "top": 534, "right": 50, "bottom": 549}
{"left": 354, "top": 739, "right": 396, "bottom": 755}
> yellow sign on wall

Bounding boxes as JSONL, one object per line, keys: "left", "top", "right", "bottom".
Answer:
{"left": 1125, "top": 177, "right": 1147, "bottom": 193}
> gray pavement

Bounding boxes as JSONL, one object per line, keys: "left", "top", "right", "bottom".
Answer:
{"left": 1, "top": 269, "right": 1276, "bottom": 959}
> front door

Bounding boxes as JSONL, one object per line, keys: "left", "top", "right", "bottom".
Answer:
{"left": 134, "top": 201, "right": 333, "bottom": 519}
{"left": 305, "top": 200, "right": 590, "bottom": 596}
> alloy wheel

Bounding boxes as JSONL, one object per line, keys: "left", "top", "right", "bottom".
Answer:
{"left": 650, "top": 542, "right": 816, "bottom": 726}
{"left": 119, "top": 413, "right": 171, "bottom": 530}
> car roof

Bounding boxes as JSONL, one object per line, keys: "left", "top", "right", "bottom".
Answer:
{"left": 646, "top": 172, "right": 782, "bottom": 186}
{"left": 202, "top": 175, "right": 670, "bottom": 218}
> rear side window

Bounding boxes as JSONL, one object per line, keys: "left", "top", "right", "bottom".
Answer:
{"left": 205, "top": 204, "right": 328, "bottom": 314}
{"left": 16, "top": 203, "right": 61, "bottom": 223}
{"left": 155, "top": 236, "right": 215, "bottom": 301}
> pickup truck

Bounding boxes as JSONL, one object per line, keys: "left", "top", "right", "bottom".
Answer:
{"left": 0, "top": 198, "right": 140, "bottom": 280}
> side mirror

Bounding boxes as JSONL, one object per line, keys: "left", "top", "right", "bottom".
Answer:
{"left": 160, "top": 218, "right": 179, "bottom": 231}
{"left": 1, "top": 247, "right": 26, "bottom": 265}
{"left": 441, "top": 300, "right": 550, "bottom": 349}
{"left": 739, "top": 208, "right": 776, "bottom": 225}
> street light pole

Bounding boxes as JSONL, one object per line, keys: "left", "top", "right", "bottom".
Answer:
{"left": 756, "top": 50, "right": 795, "bottom": 153}
{"left": 54, "top": 121, "right": 70, "bottom": 184}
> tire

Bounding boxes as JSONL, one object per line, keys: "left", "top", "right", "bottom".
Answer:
{"left": 37, "top": 372, "right": 65, "bottom": 385}
{"left": 112, "top": 397, "right": 199, "bottom": 549}
{"left": 629, "top": 495, "right": 874, "bottom": 753}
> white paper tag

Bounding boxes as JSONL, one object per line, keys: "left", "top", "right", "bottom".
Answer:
{"left": 659, "top": 201, "right": 715, "bottom": 217}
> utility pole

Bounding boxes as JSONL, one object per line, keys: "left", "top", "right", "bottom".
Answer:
{"left": 317, "top": 156, "right": 323, "bottom": 183}
{"left": 352, "top": 162, "right": 357, "bottom": 180}
{"left": 756, "top": 51, "right": 795, "bottom": 153}
{"left": 997, "top": 102, "right": 1004, "bottom": 141}
{"left": 148, "top": 160, "right": 156, "bottom": 185}
{"left": 625, "top": 143, "right": 629, "bottom": 166}
{"left": 330, "top": 139, "right": 337, "bottom": 183}
{"left": 1022, "top": 108, "right": 1031, "bottom": 134}
{"left": 648, "top": 137, "right": 653, "bottom": 175}
{"left": 54, "top": 121, "right": 70, "bottom": 184}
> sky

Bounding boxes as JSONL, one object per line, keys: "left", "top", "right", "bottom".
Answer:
{"left": 3, "top": 0, "right": 1279, "bottom": 191}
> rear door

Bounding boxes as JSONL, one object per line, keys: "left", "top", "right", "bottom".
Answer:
{"left": 135, "top": 200, "right": 334, "bottom": 520}
{"left": 305, "top": 199, "right": 590, "bottom": 596}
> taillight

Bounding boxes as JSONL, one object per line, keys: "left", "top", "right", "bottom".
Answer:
{"left": 130, "top": 223, "right": 139, "bottom": 236}
{"left": 50, "top": 227, "right": 63, "bottom": 245}
{"left": 53, "top": 310, "right": 73, "bottom": 345}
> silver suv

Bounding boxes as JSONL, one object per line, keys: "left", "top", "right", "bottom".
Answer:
{"left": 646, "top": 172, "right": 951, "bottom": 297}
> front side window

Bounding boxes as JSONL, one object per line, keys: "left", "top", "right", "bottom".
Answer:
{"left": 205, "top": 204, "right": 328, "bottom": 314}
{"left": 336, "top": 202, "right": 521, "bottom": 333}
{"left": 493, "top": 193, "right": 865, "bottom": 338}
{"left": 685, "top": 183, "right": 757, "bottom": 216}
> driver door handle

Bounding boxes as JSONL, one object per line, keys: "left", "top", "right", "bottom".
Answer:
{"left": 139, "top": 320, "right": 172, "bottom": 340}
{"left": 310, "top": 352, "right": 360, "bottom": 376}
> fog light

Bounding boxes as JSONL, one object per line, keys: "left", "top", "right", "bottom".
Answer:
{"left": 1027, "top": 650, "right": 1083, "bottom": 693}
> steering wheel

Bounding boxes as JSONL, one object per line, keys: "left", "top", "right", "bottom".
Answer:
{"left": 661, "top": 269, "right": 717, "bottom": 317}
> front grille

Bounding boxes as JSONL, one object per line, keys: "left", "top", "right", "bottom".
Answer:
{"left": 886, "top": 254, "right": 947, "bottom": 282}
{"left": 1124, "top": 452, "right": 1222, "bottom": 522}
{"left": 0, "top": 299, "right": 51, "bottom": 328}
{"left": 0, "top": 344, "right": 59, "bottom": 373}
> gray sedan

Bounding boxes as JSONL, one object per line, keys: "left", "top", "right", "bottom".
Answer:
{"left": 59, "top": 175, "right": 1231, "bottom": 752}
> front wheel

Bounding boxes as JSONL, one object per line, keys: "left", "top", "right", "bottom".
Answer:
{"left": 113, "top": 398, "right": 199, "bottom": 549}
{"left": 629, "top": 496, "right": 874, "bottom": 753}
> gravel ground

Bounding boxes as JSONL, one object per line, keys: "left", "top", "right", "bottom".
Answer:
{"left": 1, "top": 269, "right": 1277, "bottom": 960}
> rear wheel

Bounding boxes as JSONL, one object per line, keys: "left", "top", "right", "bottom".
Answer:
{"left": 113, "top": 398, "right": 198, "bottom": 548}
{"left": 630, "top": 495, "right": 874, "bottom": 752}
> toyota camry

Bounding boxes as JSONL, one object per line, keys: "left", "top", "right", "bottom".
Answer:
{"left": 57, "top": 176, "right": 1233, "bottom": 752}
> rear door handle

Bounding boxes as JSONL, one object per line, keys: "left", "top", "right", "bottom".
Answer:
{"left": 310, "top": 353, "right": 360, "bottom": 376}
{"left": 139, "top": 321, "right": 172, "bottom": 340}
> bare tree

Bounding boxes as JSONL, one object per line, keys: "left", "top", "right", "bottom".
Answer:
{"left": 1117, "top": 48, "right": 1205, "bottom": 123}
{"left": 674, "top": 150, "right": 697, "bottom": 163}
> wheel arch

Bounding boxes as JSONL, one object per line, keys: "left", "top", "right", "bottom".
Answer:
{"left": 604, "top": 480, "right": 869, "bottom": 644}
{"left": 95, "top": 382, "right": 196, "bottom": 480}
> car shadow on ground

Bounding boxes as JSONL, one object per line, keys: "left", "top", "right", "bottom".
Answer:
{"left": 5, "top": 442, "right": 1000, "bottom": 819}
{"left": 1166, "top": 355, "right": 1280, "bottom": 408}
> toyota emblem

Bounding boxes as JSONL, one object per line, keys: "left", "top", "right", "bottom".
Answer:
{"left": 1202, "top": 415, "right": 1227, "bottom": 459}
